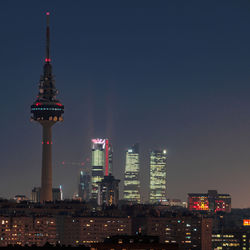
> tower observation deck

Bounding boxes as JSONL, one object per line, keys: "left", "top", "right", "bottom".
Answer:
{"left": 31, "top": 12, "right": 64, "bottom": 202}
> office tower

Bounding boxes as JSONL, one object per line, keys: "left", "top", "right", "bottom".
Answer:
{"left": 107, "top": 141, "right": 113, "bottom": 175}
{"left": 188, "top": 190, "right": 231, "bottom": 213}
{"left": 149, "top": 149, "right": 168, "bottom": 203}
{"left": 78, "top": 170, "right": 91, "bottom": 201}
{"left": 97, "top": 174, "right": 120, "bottom": 206}
{"left": 123, "top": 143, "right": 140, "bottom": 203}
{"left": 52, "top": 186, "right": 63, "bottom": 201}
{"left": 91, "top": 138, "right": 113, "bottom": 200}
{"left": 30, "top": 13, "right": 64, "bottom": 202}
{"left": 91, "top": 139, "right": 105, "bottom": 200}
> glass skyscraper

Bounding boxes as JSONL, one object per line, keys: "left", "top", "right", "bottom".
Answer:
{"left": 123, "top": 143, "right": 140, "bottom": 203}
{"left": 91, "top": 139, "right": 105, "bottom": 199}
{"left": 149, "top": 149, "right": 167, "bottom": 203}
{"left": 79, "top": 170, "right": 91, "bottom": 201}
{"left": 91, "top": 138, "right": 113, "bottom": 200}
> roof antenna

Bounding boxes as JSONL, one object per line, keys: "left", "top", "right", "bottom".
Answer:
{"left": 45, "top": 12, "right": 51, "bottom": 62}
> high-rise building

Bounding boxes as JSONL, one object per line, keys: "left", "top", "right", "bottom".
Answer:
{"left": 97, "top": 174, "right": 120, "bottom": 206}
{"left": 108, "top": 141, "right": 113, "bottom": 175}
{"left": 91, "top": 138, "right": 113, "bottom": 200}
{"left": 149, "top": 149, "right": 167, "bottom": 203}
{"left": 30, "top": 13, "right": 64, "bottom": 203}
{"left": 188, "top": 190, "right": 231, "bottom": 213}
{"left": 91, "top": 139, "right": 105, "bottom": 200}
{"left": 78, "top": 170, "right": 91, "bottom": 201}
{"left": 123, "top": 143, "right": 140, "bottom": 203}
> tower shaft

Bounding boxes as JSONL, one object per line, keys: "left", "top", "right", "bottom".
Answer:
{"left": 40, "top": 121, "right": 54, "bottom": 202}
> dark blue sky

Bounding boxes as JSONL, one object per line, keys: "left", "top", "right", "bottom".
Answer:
{"left": 0, "top": 1, "right": 250, "bottom": 207}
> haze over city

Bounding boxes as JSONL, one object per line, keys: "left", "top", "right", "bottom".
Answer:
{"left": 0, "top": 1, "right": 250, "bottom": 208}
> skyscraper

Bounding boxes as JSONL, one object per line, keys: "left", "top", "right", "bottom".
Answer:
{"left": 123, "top": 143, "right": 140, "bottom": 203}
{"left": 107, "top": 141, "right": 113, "bottom": 175}
{"left": 78, "top": 170, "right": 91, "bottom": 201}
{"left": 97, "top": 174, "right": 120, "bottom": 206}
{"left": 30, "top": 13, "right": 64, "bottom": 202}
{"left": 91, "top": 138, "right": 113, "bottom": 200}
{"left": 91, "top": 139, "right": 105, "bottom": 200}
{"left": 149, "top": 150, "right": 167, "bottom": 203}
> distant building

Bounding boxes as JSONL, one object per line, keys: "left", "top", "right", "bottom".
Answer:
{"left": 31, "top": 187, "right": 63, "bottom": 203}
{"left": 144, "top": 215, "right": 213, "bottom": 250}
{"left": 57, "top": 216, "right": 131, "bottom": 246}
{"left": 149, "top": 149, "right": 167, "bottom": 203}
{"left": 188, "top": 190, "right": 231, "bottom": 213}
{"left": 78, "top": 170, "right": 91, "bottom": 201}
{"left": 91, "top": 138, "right": 113, "bottom": 200}
{"left": 0, "top": 216, "right": 58, "bottom": 247}
{"left": 13, "top": 195, "right": 29, "bottom": 203}
{"left": 123, "top": 143, "right": 140, "bottom": 203}
{"left": 161, "top": 199, "right": 187, "bottom": 208}
{"left": 212, "top": 229, "right": 250, "bottom": 249}
{"left": 91, "top": 235, "right": 179, "bottom": 250}
{"left": 108, "top": 141, "right": 113, "bottom": 175}
{"left": 97, "top": 174, "right": 120, "bottom": 206}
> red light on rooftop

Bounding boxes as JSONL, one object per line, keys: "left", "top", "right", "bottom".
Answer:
{"left": 36, "top": 103, "right": 41, "bottom": 106}
{"left": 45, "top": 58, "right": 51, "bottom": 62}
{"left": 56, "top": 103, "right": 62, "bottom": 106}
{"left": 46, "top": 12, "right": 50, "bottom": 16}
{"left": 47, "top": 141, "right": 50, "bottom": 145}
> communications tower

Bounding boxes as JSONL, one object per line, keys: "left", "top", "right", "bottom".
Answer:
{"left": 30, "top": 13, "right": 64, "bottom": 202}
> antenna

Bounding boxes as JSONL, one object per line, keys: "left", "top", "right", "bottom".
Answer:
{"left": 45, "top": 12, "right": 51, "bottom": 62}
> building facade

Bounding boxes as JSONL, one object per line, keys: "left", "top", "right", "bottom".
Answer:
{"left": 91, "top": 138, "right": 113, "bottom": 200}
{"left": 78, "top": 170, "right": 91, "bottom": 201}
{"left": 188, "top": 190, "right": 231, "bottom": 213}
{"left": 97, "top": 175, "right": 120, "bottom": 206}
{"left": 149, "top": 149, "right": 167, "bottom": 203}
{"left": 31, "top": 187, "right": 62, "bottom": 203}
{"left": 91, "top": 139, "right": 105, "bottom": 200}
{"left": 123, "top": 143, "right": 140, "bottom": 203}
{"left": 0, "top": 216, "right": 58, "bottom": 247}
{"left": 145, "top": 216, "right": 213, "bottom": 250}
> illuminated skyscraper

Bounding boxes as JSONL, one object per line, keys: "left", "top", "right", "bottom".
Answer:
{"left": 91, "top": 138, "right": 113, "bottom": 200}
{"left": 30, "top": 13, "right": 64, "bottom": 202}
{"left": 123, "top": 143, "right": 140, "bottom": 203}
{"left": 78, "top": 170, "right": 91, "bottom": 201}
{"left": 91, "top": 139, "right": 105, "bottom": 200}
{"left": 149, "top": 149, "right": 167, "bottom": 203}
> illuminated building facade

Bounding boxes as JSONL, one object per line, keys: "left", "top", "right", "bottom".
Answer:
{"left": 145, "top": 215, "right": 213, "bottom": 249}
{"left": 188, "top": 190, "right": 231, "bottom": 213}
{"left": 30, "top": 13, "right": 64, "bottom": 202}
{"left": 123, "top": 143, "right": 140, "bottom": 203}
{"left": 149, "top": 149, "right": 167, "bottom": 203}
{"left": 0, "top": 216, "right": 57, "bottom": 247}
{"left": 78, "top": 170, "right": 91, "bottom": 201}
{"left": 97, "top": 174, "right": 120, "bottom": 206}
{"left": 91, "top": 139, "right": 105, "bottom": 200}
{"left": 58, "top": 216, "right": 131, "bottom": 246}
{"left": 212, "top": 231, "right": 250, "bottom": 249}
{"left": 91, "top": 139, "right": 113, "bottom": 200}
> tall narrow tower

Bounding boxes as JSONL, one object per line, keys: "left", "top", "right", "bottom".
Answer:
{"left": 30, "top": 12, "right": 64, "bottom": 202}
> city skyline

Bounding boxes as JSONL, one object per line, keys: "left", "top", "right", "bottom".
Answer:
{"left": 0, "top": 1, "right": 250, "bottom": 207}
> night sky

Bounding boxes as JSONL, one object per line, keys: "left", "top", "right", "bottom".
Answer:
{"left": 0, "top": 1, "right": 250, "bottom": 207}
